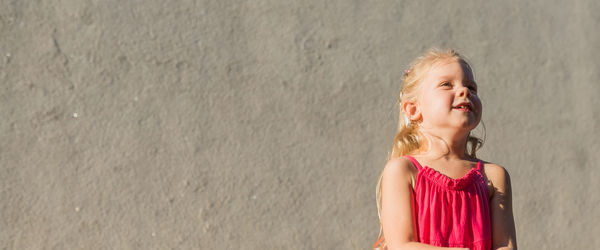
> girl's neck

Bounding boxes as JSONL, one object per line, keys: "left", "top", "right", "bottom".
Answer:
{"left": 416, "top": 128, "right": 470, "bottom": 160}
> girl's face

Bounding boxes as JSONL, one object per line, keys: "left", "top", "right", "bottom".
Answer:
{"left": 416, "top": 58, "right": 482, "bottom": 132}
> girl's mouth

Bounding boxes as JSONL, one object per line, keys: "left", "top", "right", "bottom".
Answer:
{"left": 454, "top": 106, "right": 472, "bottom": 112}
{"left": 452, "top": 102, "right": 473, "bottom": 112}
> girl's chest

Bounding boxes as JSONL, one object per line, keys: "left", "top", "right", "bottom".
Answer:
{"left": 410, "top": 172, "right": 494, "bottom": 200}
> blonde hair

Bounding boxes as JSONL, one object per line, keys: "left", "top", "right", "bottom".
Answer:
{"left": 373, "top": 48, "right": 484, "bottom": 249}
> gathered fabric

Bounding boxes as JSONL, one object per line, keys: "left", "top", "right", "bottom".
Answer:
{"left": 405, "top": 155, "right": 492, "bottom": 250}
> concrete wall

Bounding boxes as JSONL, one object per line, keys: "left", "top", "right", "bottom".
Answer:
{"left": 1, "top": 0, "right": 599, "bottom": 249}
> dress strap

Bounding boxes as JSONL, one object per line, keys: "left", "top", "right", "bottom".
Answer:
{"left": 403, "top": 155, "right": 423, "bottom": 171}
{"left": 476, "top": 160, "right": 483, "bottom": 171}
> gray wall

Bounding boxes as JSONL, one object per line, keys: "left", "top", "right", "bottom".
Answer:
{"left": 1, "top": 0, "right": 599, "bottom": 249}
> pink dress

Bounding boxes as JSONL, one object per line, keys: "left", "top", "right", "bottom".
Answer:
{"left": 405, "top": 155, "right": 492, "bottom": 250}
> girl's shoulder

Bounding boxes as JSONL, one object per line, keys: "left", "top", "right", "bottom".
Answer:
{"left": 382, "top": 156, "right": 420, "bottom": 188}
{"left": 383, "top": 156, "right": 417, "bottom": 173}
{"left": 479, "top": 160, "right": 510, "bottom": 178}
{"left": 479, "top": 160, "right": 513, "bottom": 195}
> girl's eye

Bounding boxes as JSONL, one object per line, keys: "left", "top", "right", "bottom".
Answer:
{"left": 468, "top": 86, "right": 477, "bottom": 92}
{"left": 441, "top": 82, "right": 452, "bottom": 87}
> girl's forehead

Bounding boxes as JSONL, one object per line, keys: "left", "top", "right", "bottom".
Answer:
{"left": 426, "top": 58, "right": 474, "bottom": 80}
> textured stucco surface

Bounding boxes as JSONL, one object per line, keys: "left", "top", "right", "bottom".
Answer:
{"left": 1, "top": 0, "right": 599, "bottom": 249}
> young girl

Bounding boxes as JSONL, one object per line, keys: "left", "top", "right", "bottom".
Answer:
{"left": 374, "top": 49, "right": 517, "bottom": 250}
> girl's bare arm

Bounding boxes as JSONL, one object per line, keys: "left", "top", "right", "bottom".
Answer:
{"left": 380, "top": 158, "right": 469, "bottom": 250}
{"left": 487, "top": 164, "right": 517, "bottom": 250}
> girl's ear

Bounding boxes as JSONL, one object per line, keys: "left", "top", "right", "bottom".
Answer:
{"left": 402, "top": 100, "right": 422, "bottom": 122}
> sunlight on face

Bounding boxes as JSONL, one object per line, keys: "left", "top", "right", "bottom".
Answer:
{"left": 417, "top": 58, "right": 482, "bottom": 132}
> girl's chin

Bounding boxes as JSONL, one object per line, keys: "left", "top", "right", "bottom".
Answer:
{"left": 450, "top": 123, "right": 480, "bottom": 133}
{"left": 456, "top": 117, "right": 481, "bottom": 128}
{"left": 423, "top": 118, "right": 481, "bottom": 130}
{"left": 422, "top": 125, "right": 477, "bottom": 134}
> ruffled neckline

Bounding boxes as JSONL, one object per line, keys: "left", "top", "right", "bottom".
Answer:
{"left": 418, "top": 161, "right": 482, "bottom": 190}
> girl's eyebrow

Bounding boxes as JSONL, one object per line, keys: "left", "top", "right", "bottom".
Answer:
{"left": 436, "top": 75, "right": 455, "bottom": 80}
{"left": 435, "top": 77, "right": 477, "bottom": 87}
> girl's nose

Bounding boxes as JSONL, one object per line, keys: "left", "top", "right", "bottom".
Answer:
{"left": 457, "top": 86, "right": 470, "bottom": 97}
